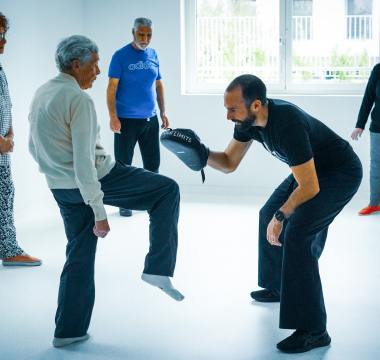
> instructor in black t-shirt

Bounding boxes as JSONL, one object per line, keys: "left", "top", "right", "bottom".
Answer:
{"left": 207, "top": 75, "right": 362, "bottom": 354}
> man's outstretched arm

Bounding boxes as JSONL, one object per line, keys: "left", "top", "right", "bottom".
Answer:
{"left": 207, "top": 138, "right": 253, "bottom": 174}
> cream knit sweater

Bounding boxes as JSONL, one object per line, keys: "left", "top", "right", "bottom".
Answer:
{"left": 28, "top": 73, "right": 115, "bottom": 221}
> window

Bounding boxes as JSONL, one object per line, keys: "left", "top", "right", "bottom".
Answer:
{"left": 196, "top": 0, "right": 280, "bottom": 84}
{"left": 182, "top": 0, "right": 380, "bottom": 94}
{"left": 293, "top": 0, "right": 313, "bottom": 41}
{"left": 346, "top": 0, "right": 373, "bottom": 40}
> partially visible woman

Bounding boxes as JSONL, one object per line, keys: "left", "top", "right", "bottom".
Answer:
{"left": 0, "top": 12, "right": 41, "bottom": 265}
{"left": 351, "top": 63, "right": 380, "bottom": 216}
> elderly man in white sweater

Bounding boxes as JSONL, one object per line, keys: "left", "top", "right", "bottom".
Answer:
{"left": 28, "top": 35, "right": 183, "bottom": 348}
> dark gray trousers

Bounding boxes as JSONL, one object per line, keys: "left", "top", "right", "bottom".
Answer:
{"left": 370, "top": 131, "right": 380, "bottom": 206}
{"left": 51, "top": 161, "right": 180, "bottom": 338}
{"left": 258, "top": 155, "right": 362, "bottom": 330}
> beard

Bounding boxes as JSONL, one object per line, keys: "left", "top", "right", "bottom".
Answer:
{"left": 234, "top": 109, "right": 257, "bottom": 132}
{"left": 133, "top": 35, "right": 148, "bottom": 50}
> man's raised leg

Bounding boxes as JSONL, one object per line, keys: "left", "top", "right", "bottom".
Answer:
{"left": 101, "top": 161, "right": 183, "bottom": 301}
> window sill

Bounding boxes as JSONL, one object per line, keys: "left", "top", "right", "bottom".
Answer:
{"left": 182, "top": 90, "right": 365, "bottom": 97}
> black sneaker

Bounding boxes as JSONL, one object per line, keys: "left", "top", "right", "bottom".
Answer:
{"left": 277, "top": 330, "right": 331, "bottom": 353}
{"left": 250, "top": 289, "right": 280, "bottom": 302}
{"left": 119, "top": 208, "right": 133, "bottom": 217}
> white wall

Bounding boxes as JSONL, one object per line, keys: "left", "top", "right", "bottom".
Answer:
{"left": 1, "top": 0, "right": 84, "bottom": 212}
{"left": 1, "top": 0, "right": 371, "bottom": 214}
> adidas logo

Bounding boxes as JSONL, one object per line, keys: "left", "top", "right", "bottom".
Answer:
{"left": 128, "top": 61, "right": 154, "bottom": 70}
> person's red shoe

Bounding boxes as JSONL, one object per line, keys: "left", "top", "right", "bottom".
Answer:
{"left": 358, "top": 206, "right": 380, "bottom": 216}
{"left": 2, "top": 252, "right": 42, "bottom": 266}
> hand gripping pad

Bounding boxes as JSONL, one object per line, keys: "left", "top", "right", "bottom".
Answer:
{"left": 160, "top": 128, "right": 210, "bottom": 183}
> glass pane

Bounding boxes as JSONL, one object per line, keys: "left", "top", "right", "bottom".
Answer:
{"left": 196, "top": 0, "right": 280, "bottom": 83}
{"left": 292, "top": 0, "right": 379, "bottom": 84}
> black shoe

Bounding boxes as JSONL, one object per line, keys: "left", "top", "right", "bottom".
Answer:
{"left": 250, "top": 289, "right": 280, "bottom": 302}
{"left": 119, "top": 208, "right": 133, "bottom": 217}
{"left": 277, "top": 330, "right": 331, "bottom": 353}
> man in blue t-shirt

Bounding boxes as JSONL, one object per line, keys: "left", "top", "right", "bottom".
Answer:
{"left": 107, "top": 17, "right": 168, "bottom": 217}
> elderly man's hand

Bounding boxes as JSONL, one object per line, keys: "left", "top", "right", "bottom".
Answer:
{"left": 0, "top": 137, "right": 14, "bottom": 155}
{"left": 93, "top": 218, "right": 110, "bottom": 238}
{"left": 110, "top": 115, "right": 121, "bottom": 134}
{"left": 160, "top": 112, "right": 169, "bottom": 129}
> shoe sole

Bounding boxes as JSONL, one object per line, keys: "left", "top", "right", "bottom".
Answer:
{"left": 251, "top": 297, "right": 280, "bottom": 302}
{"left": 2, "top": 260, "right": 42, "bottom": 266}
{"left": 250, "top": 294, "right": 280, "bottom": 302}
{"left": 358, "top": 211, "right": 380, "bottom": 216}
{"left": 53, "top": 334, "right": 90, "bottom": 347}
{"left": 277, "top": 337, "right": 331, "bottom": 354}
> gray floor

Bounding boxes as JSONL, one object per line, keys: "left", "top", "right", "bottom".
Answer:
{"left": 1, "top": 191, "right": 379, "bottom": 360}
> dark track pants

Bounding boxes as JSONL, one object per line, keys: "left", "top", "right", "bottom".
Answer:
{"left": 258, "top": 155, "right": 362, "bottom": 330}
{"left": 114, "top": 115, "right": 160, "bottom": 173}
{"left": 51, "top": 161, "right": 179, "bottom": 338}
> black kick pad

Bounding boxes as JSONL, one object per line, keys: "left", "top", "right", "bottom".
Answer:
{"left": 160, "top": 128, "right": 209, "bottom": 182}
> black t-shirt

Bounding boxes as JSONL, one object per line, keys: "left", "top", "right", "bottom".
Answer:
{"left": 233, "top": 99, "right": 355, "bottom": 172}
{"left": 356, "top": 63, "right": 380, "bottom": 133}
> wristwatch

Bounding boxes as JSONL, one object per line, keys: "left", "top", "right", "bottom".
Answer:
{"left": 274, "top": 210, "right": 285, "bottom": 222}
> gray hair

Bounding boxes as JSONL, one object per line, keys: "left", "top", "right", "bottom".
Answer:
{"left": 133, "top": 17, "right": 153, "bottom": 31}
{"left": 55, "top": 35, "right": 99, "bottom": 71}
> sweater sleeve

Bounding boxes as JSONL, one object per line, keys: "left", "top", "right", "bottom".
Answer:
{"left": 356, "top": 64, "right": 380, "bottom": 130}
{"left": 28, "top": 132, "right": 37, "bottom": 162}
{"left": 70, "top": 96, "right": 107, "bottom": 221}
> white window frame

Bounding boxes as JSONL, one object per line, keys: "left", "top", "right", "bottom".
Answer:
{"left": 181, "top": 0, "right": 380, "bottom": 95}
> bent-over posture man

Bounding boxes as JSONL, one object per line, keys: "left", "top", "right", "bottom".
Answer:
{"left": 28, "top": 35, "right": 183, "bottom": 348}
{"left": 107, "top": 17, "right": 168, "bottom": 217}
{"left": 208, "top": 75, "right": 362, "bottom": 353}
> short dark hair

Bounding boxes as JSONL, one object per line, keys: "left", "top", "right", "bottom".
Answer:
{"left": 226, "top": 74, "right": 267, "bottom": 108}
{"left": 0, "top": 12, "right": 9, "bottom": 33}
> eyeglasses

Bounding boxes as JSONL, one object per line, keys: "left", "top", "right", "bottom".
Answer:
{"left": 0, "top": 33, "right": 8, "bottom": 41}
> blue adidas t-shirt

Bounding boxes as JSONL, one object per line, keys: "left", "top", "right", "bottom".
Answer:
{"left": 108, "top": 43, "right": 162, "bottom": 118}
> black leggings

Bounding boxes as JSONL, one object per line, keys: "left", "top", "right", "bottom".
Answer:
{"left": 114, "top": 115, "right": 160, "bottom": 173}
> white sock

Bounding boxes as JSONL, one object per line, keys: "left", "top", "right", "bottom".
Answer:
{"left": 141, "top": 273, "right": 185, "bottom": 302}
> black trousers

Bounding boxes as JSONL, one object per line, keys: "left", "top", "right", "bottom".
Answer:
{"left": 258, "top": 155, "right": 362, "bottom": 330}
{"left": 114, "top": 115, "right": 160, "bottom": 173}
{"left": 51, "top": 161, "right": 179, "bottom": 338}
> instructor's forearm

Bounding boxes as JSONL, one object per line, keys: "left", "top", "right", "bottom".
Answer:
{"left": 106, "top": 88, "right": 117, "bottom": 117}
{"left": 207, "top": 151, "right": 234, "bottom": 174}
{"left": 280, "top": 186, "right": 319, "bottom": 218}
